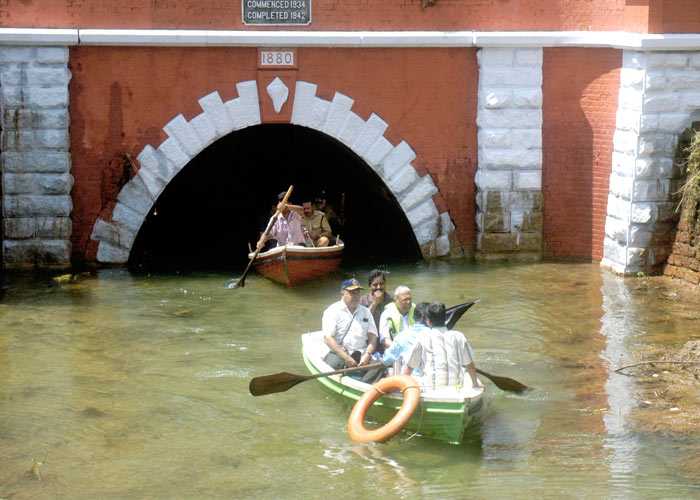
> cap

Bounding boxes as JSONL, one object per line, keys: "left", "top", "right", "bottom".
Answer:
{"left": 341, "top": 278, "right": 363, "bottom": 291}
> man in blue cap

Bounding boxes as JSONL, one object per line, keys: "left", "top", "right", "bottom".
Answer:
{"left": 322, "top": 278, "right": 383, "bottom": 382}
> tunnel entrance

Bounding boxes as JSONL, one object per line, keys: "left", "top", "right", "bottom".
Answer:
{"left": 129, "top": 124, "right": 421, "bottom": 271}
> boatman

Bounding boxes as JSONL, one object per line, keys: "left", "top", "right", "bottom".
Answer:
{"left": 301, "top": 199, "right": 333, "bottom": 247}
{"left": 256, "top": 191, "right": 306, "bottom": 250}
{"left": 378, "top": 285, "right": 416, "bottom": 352}
{"left": 405, "top": 302, "right": 482, "bottom": 390}
{"left": 322, "top": 278, "right": 384, "bottom": 383}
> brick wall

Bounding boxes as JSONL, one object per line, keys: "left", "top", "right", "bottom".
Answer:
{"left": 542, "top": 48, "right": 621, "bottom": 260}
{"left": 661, "top": 0, "right": 700, "bottom": 33}
{"left": 69, "top": 46, "right": 478, "bottom": 262}
{"left": 665, "top": 214, "right": 700, "bottom": 285}
{"left": 2, "top": 0, "right": 626, "bottom": 31}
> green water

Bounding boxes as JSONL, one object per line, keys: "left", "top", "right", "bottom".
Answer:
{"left": 1, "top": 261, "right": 699, "bottom": 499}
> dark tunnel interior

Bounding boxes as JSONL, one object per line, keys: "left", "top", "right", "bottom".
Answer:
{"left": 129, "top": 124, "right": 421, "bottom": 272}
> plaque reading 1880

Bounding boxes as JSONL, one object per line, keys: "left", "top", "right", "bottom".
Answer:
{"left": 242, "top": 0, "right": 311, "bottom": 26}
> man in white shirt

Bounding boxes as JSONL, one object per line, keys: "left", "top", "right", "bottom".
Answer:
{"left": 322, "top": 278, "right": 383, "bottom": 382}
{"left": 406, "top": 302, "right": 482, "bottom": 390}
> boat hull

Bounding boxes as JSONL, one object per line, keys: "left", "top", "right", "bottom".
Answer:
{"left": 301, "top": 331, "right": 484, "bottom": 444}
{"left": 249, "top": 243, "right": 343, "bottom": 287}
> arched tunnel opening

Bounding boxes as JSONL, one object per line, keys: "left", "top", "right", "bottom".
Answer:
{"left": 129, "top": 124, "right": 422, "bottom": 272}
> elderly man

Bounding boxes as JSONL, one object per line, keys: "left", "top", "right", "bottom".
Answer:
{"left": 405, "top": 302, "right": 482, "bottom": 390}
{"left": 256, "top": 191, "right": 306, "bottom": 250}
{"left": 377, "top": 285, "right": 416, "bottom": 352}
{"left": 381, "top": 302, "right": 430, "bottom": 376}
{"left": 322, "top": 278, "right": 383, "bottom": 383}
{"left": 301, "top": 199, "right": 333, "bottom": 247}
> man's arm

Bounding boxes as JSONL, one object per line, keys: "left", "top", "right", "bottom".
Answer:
{"left": 459, "top": 336, "right": 481, "bottom": 388}
{"left": 378, "top": 310, "right": 393, "bottom": 348}
{"left": 320, "top": 214, "right": 333, "bottom": 238}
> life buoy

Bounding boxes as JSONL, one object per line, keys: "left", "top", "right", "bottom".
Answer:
{"left": 347, "top": 375, "right": 421, "bottom": 443}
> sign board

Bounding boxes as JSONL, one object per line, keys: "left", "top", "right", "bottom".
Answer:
{"left": 259, "top": 49, "right": 297, "bottom": 68}
{"left": 242, "top": 0, "right": 311, "bottom": 26}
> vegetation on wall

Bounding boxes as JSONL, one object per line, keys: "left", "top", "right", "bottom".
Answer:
{"left": 676, "top": 128, "right": 700, "bottom": 234}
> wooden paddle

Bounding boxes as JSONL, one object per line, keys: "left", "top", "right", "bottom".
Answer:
{"left": 226, "top": 185, "right": 294, "bottom": 289}
{"left": 249, "top": 362, "right": 384, "bottom": 396}
{"left": 476, "top": 368, "right": 528, "bottom": 394}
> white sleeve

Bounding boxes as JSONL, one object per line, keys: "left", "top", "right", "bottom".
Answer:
{"left": 378, "top": 309, "right": 391, "bottom": 342}
{"left": 458, "top": 334, "right": 474, "bottom": 365}
{"left": 322, "top": 306, "right": 336, "bottom": 339}
{"left": 406, "top": 342, "right": 423, "bottom": 370}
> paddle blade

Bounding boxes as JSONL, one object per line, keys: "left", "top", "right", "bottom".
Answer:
{"left": 476, "top": 369, "right": 529, "bottom": 394}
{"left": 445, "top": 299, "right": 479, "bottom": 330}
{"left": 249, "top": 372, "right": 309, "bottom": 396}
{"left": 225, "top": 279, "right": 241, "bottom": 289}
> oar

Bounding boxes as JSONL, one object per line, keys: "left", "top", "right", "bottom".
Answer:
{"left": 225, "top": 185, "right": 294, "bottom": 289}
{"left": 476, "top": 368, "right": 529, "bottom": 394}
{"left": 250, "top": 362, "right": 384, "bottom": 396}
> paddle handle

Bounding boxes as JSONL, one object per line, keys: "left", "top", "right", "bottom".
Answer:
{"left": 306, "top": 362, "right": 385, "bottom": 381}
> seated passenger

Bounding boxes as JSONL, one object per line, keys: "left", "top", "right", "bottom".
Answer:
{"left": 301, "top": 198, "right": 334, "bottom": 247}
{"left": 256, "top": 191, "right": 306, "bottom": 250}
{"left": 314, "top": 190, "right": 343, "bottom": 235}
{"left": 321, "top": 278, "right": 383, "bottom": 383}
{"left": 378, "top": 286, "right": 416, "bottom": 353}
{"left": 380, "top": 302, "right": 430, "bottom": 376}
{"left": 405, "top": 302, "right": 482, "bottom": 390}
{"left": 359, "top": 269, "right": 393, "bottom": 330}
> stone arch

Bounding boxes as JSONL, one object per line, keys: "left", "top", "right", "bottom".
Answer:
{"left": 90, "top": 79, "right": 457, "bottom": 263}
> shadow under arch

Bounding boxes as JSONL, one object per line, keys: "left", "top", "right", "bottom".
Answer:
{"left": 128, "top": 123, "right": 421, "bottom": 271}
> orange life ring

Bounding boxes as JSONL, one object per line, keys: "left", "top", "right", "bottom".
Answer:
{"left": 347, "top": 375, "right": 421, "bottom": 443}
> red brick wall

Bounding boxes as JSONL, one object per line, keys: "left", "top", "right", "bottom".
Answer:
{"left": 661, "top": 0, "right": 700, "bottom": 33}
{"left": 542, "top": 48, "right": 621, "bottom": 261}
{"left": 3, "top": 0, "right": 626, "bottom": 31}
{"left": 69, "top": 47, "right": 478, "bottom": 262}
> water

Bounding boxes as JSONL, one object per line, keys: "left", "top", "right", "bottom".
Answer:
{"left": 1, "top": 261, "right": 699, "bottom": 499}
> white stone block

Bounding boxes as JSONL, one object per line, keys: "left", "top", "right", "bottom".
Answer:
{"left": 113, "top": 202, "right": 144, "bottom": 233}
{"left": 605, "top": 216, "right": 628, "bottom": 244}
{"left": 440, "top": 212, "right": 455, "bottom": 235}
{"left": 364, "top": 136, "right": 393, "bottom": 168}
{"left": 97, "top": 241, "right": 129, "bottom": 264}
{"left": 405, "top": 198, "right": 439, "bottom": 228}
{"left": 380, "top": 141, "right": 416, "bottom": 179}
{"left": 386, "top": 164, "right": 418, "bottom": 195}
{"left": 2, "top": 108, "right": 69, "bottom": 130}
{"left": 638, "top": 113, "right": 658, "bottom": 133}
{"left": 631, "top": 202, "right": 654, "bottom": 224}
{"left": 0, "top": 65, "right": 23, "bottom": 86}
{"left": 164, "top": 114, "right": 203, "bottom": 157}
{"left": 609, "top": 173, "right": 633, "bottom": 200}
{"left": 158, "top": 137, "right": 191, "bottom": 173}
{"left": 515, "top": 170, "right": 541, "bottom": 190}
{"left": 353, "top": 113, "right": 389, "bottom": 156}
{"left": 620, "top": 67, "right": 645, "bottom": 90}
{"left": 618, "top": 86, "right": 643, "bottom": 112}
{"left": 483, "top": 90, "right": 512, "bottom": 109}
{"left": 434, "top": 235, "right": 450, "bottom": 256}
{"left": 478, "top": 129, "right": 511, "bottom": 148}
{"left": 4, "top": 217, "right": 72, "bottom": 239}
{"left": 691, "top": 54, "right": 700, "bottom": 69}
{"left": 623, "top": 51, "right": 646, "bottom": 70}
{"left": 512, "top": 88, "right": 542, "bottom": 109}
{"left": 479, "top": 67, "right": 542, "bottom": 88}
{"left": 0, "top": 47, "right": 34, "bottom": 63}
{"left": 612, "top": 151, "right": 636, "bottom": 175}
{"left": 322, "top": 92, "right": 354, "bottom": 138}
{"left": 198, "top": 91, "right": 234, "bottom": 137}
{"left": 3, "top": 129, "right": 69, "bottom": 151}
{"left": 25, "top": 66, "right": 71, "bottom": 87}
{"left": 337, "top": 112, "right": 364, "bottom": 147}
{"left": 3, "top": 173, "right": 73, "bottom": 195}
{"left": 190, "top": 112, "right": 218, "bottom": 148}
{"left": 308, "top": 97, "right": 331, "bottom": 130}
{"left": 35, "top": 47, "right": 69, "bottom": 64}
{"left": 3, "top": 194, "right": 72, "bottom": 217}
{"left": 475, "top": 170, "right": 511, "bottom": 190}
{"left": 477, "top": 109, "right": 542, "bottom": 129}
{"left": 400, "top": 175, "right": 438, "bottom": 213}
{"left": 511, "top": 129, "right": 542, "bottom": 149}
{"left": 226, "top": 97, "right": 261, "bottom": 129}
{"left": 137, "top": 166, "right": 166, "bottom": 199}
{"left": 635, "top": 157, "right": 674, "bottom": 179}
{"left": 291, "top": 81, "right": 318, "bottom": 126}
{"left": 607, "top": 193, "right": 631, "bottom": 220}
{"left": 479, "top": 148, "right": 540, "bottom": 169}
{"left": 644, "top": 72, "right": 667, "bottom": 91}
{"left": 629, "top": 225, "right": 653, "bottom": 246}
{"left": 632, "top": 178, "right": 670, "bottom": 202}
{"left": 638, "top": 134, "right": 675, "bottom": 156}
{"left": 137, "top": 145, "right": 175, "bottom": 184}
{"left": 1, "top": 151, "right": 70, "bottom": 173}
{"left": 91, "top": 218, "right": 136, "bottom": 249}
{"left": 648, "top": 53, "right": 688, "bottom": 69}
{"left": 117, "top": 176, "right": 154, "bottom": 216}
{"left": 682, "top": 93, "right": 700, "bottom": 111}
{"left": 515, "top": 48, "right": 542, "bottom": 66}
{"left": 658, "top": 113, "right": 690, "bottom": 133}
{"left": 613, "top": 130, "right": 638, "bottom": 155}
{"left": 665, "top": 70, "right": 700, "bottom": 89}
{"left": 643, "top": 94, "right": 679, "bottom": 113}
{"left": 26, "top": 87, "right": 69, "bottom": 108}
{"left": 603, "top": 237, "right": 627, "bottom": 267}
{"left": 412, "top": 217, "right": 440, "bottom": 246}
{"left": 478, "top": 48, "right": 515, "bottom": 67}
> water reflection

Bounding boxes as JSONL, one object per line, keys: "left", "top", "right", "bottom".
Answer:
{"left": 1, "top": 263, "right": 700, "bottom": 498}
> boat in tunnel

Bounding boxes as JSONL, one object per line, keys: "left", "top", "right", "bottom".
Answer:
{"left": 248, "top": 240, "right": 344, "bottom": 287}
